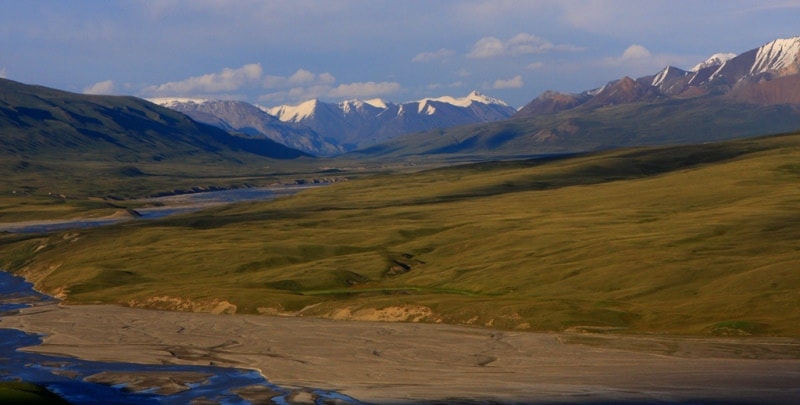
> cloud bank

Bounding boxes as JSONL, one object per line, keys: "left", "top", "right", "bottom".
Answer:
{"left": 142, "top": 63, "right": 263, "bottom": 96}
{"left": 490, "top": 75, "right": 524, "bottom": 89}
{"left": 412, "top": 48, "right": 456, "bottom": 63}
{"left": 83, "top": 80, "right": 115, "bottom": 95}
{"left": 468, "top": 33, "right": 583, "bottom": 58}
{"left": 140, "top": 63, "right": 402, "bottom": 104}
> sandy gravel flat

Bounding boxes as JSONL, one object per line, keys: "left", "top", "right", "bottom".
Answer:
{"left": 3, "top": 303, "right": 800, "bottom": 404}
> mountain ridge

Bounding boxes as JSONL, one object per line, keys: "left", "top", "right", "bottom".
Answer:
{"left": 351, "top": 35, "right": 800, "bottom": 159}
{"left": 263, "top": 91, "right": 517, "bottom": 152}
{"left": 0, "top": 78, "right": 309, "bottom": 163}
{"left": 149, "top": 98, "right": 343, "bottom": 156}
{"left": 515, "top": 35, "right": 800, "bottom": 118}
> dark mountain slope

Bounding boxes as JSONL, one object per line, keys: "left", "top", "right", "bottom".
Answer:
{"left": 0, "top": 78, "right": 308, "bottom": 162}
{"left": 152, "top": 99, "right": 342, "bottom": 156}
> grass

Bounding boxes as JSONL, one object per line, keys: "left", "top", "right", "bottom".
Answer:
{"left": 0, "top": 154, "right": 367, "bottom": 222}
{"left": 0, "top": 382, "right": 71, "bottom": 404}
{"left": 2, "top": 132, "right": 800, "bottom": 336}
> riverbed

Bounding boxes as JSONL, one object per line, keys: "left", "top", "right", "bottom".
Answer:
{"left": 3, "top": 269, "right": 800, "bottom": 404}
{"left": 0, "top": 271, "right": 364, "bottom": 404}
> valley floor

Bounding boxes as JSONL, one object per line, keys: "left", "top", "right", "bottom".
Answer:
{"left": 3, "top": 303, "right": 799, "bottom": 404}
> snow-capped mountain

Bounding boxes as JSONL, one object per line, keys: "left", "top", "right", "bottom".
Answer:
{"left": 264, "top": 91, "right": 516, "bottom": 150}
{"left": 149, "top": 98, "right": 342, "bottom": 156}
{"left": 516, "top": 35, "right": 800, "bottom": 118}
{"left": 690, "top": 53, "right": 737, "bottom": 72}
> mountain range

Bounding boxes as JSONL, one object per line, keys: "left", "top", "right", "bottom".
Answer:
{"left": 153, "top": 92, "right": 517, "bottom": 156}
{"left": 264, "top": 91, "right": 516, "bottom": 150}
{"left": 149, "top": 98, "right": 343, "bottom": 156}
{"left": 3, "top": 36, "right": 800, "bottom": 164}
{"left": 517, "top": 36, "right": 800, "bottom": 118}
{"left": 0, "top": 78, "right": 307, "bottom": 164}
{"left": 353, "top": 36, "right": 800, "bottom": 158}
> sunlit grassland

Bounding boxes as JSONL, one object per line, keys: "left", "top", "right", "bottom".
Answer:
{"left": 3, "top": 133, "right": 800, "bottom": 336}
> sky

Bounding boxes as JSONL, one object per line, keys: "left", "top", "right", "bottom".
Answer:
{"left": 1, "top": 0, "right": 799, "bottom": 108}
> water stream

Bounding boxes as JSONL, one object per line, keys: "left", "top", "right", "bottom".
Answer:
{"left": 0, "top": 185, "right": 319, "bottom": 234}
{"left": 0, "top": 272, "right": 363, "bottom": 404}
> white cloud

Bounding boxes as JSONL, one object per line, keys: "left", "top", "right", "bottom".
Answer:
{"left": 263, "top": 69, "right": 336, "bottom": 89}
{"left": 467, "top": 36, "right": 506, "bottom": 58}
{"left": 0, "top": 68, "right": 6, "bottom": 79}
{"left": 142, "top": 63, "right": 263, "bottom": 96}
{"left": 490, "top": 75, "right": 524, "bottom": 89}
{"left": 604, "top": 44, "right": 657, "bottom": 66}
{"left": 620, "top": 44, "right": 651, "bottom": 61}
{"left": 258, "top": 85, "right": 327, "bottom": 104}
{"left": 83, "top": 80, "right": 116, "bottom": 95}
{"left": 412, "top": 48, "right": 456, "bottom": 63}
{"left": 468, "top": 33, "right": 583, "bottom": 59}
{"left": 259, "top": 81, "right": 401, "bottom": 105}
{"left": 328, "top": 81, "right": 401, "bottom": 99}
{"left": 287, "top": 69, "right": 316, "bottom": 85}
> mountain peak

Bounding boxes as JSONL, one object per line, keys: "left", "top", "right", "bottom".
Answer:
{"left": 691, "top": 53, "right": 737, "bottom": 72}
{"left": 751, "top": 36, "right": 800, "bottom": 75}
{"left": 466, "top": 90, "right": 510, "bottom": 106}
{"left": 364, "top": 98, "right": 388, "bottom": 109}
{"left": 265, "top": 99, "right": 320, "bottom": 122}
{"left": 417, "top": 91, "right": 510, "bottom": 109}
{"left": 147, "top": 97, "right": 211, "bottom": 107}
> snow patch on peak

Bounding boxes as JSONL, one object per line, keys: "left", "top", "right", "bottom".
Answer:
{"left": 586, "top": 85, "right": 606, "bottom": 96}
{"left": 466, "top": 90, "right": 509, "bottom": 106}
{"left": 148, "top": 97, "right": 211, "bottom": 107}
{"left": 750, "top": 36, "right": 800, "bottom": 75}
{"left": 421, "top": 102, "right": 436, "bottom": 116}
{"left": 691, "top": 53, "right": 736, "bottom": 72}
{"left": 266, "top": 99, "right": 319, "bottom": 122}
{"left": 338, "top": 98, "right": 388, "bottom": 114}
{"left": 652, "top": 66, "right": 673, "bottom": 87}
{"left": 416, "top": 91, "right": 508, "bottom": 109}
{"left": 364, "top": 98, "right": 388, "bottom": 109}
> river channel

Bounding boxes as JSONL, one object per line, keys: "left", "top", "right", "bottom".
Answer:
{"left": 0, "top": 271, "right": 364, "bottom": 404}
{"left": 0, "top": 185, "right": 319, "bottom": 234}
{"left": 0, "top": 185, "right": 365, "bottom": 403}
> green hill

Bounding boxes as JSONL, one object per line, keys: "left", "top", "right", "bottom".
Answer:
{"left": 4, "top": 132, "right": 800, "bottom": 336}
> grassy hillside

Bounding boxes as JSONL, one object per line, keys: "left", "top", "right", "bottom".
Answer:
{"left": 3, "top": 132, "right": 800, "bottom": 336}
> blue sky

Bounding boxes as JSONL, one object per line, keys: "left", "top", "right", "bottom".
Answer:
{"left": 1, "top": 0, "right": 799, "bottom": 108}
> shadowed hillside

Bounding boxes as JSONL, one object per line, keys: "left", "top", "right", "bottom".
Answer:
{"left": 0, "top": 78, "right": 307, "bottom": 162}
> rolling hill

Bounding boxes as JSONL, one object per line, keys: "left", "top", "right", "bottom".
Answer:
{"left": 4, "top": 131, "right": 800, "bottom": 336}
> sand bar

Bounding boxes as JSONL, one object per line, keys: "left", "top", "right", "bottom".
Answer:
{"left": 2, "top": 303, "right": 800, "bottom": 404}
